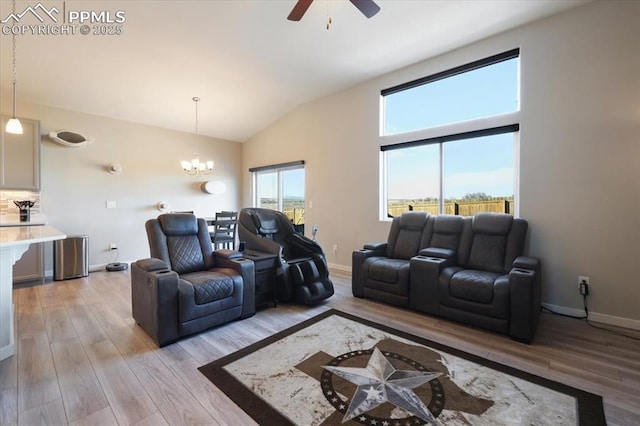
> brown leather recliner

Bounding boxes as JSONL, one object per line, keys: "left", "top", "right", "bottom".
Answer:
{"left": 131, "top": 213, "right": 255, "bottom": 346}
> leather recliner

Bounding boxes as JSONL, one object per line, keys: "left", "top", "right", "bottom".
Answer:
{"left": 352, "top": 211, "right": 432, "bottom": 307}
{"left": 237, "top": 208, "right": 334, "bottom": 305}
{"left": 131, "top": 213, "right": 255, "bottom": 346}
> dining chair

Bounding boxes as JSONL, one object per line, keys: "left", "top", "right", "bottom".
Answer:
{"left": 211, "top": 211, "right": 238, "bottom": 250}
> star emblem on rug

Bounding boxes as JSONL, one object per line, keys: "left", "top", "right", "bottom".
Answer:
{"left": 323, "top": 347, "right": 442, "bottom": 424}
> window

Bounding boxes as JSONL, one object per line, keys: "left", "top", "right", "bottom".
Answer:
{"left": 381, "top": 49, "right": 519, "bottom": 219}
{"left": 251, "top": 161, "right": 305, "bottom": 228}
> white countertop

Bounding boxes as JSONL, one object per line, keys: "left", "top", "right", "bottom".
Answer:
{"left": 0, "top": 225, "right": 66, "bottom": 248}
{"left": 0, "top": 213, "right": 48, "bottom": 227}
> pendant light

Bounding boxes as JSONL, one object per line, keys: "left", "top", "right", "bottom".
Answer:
{"left": 181, "top": 97, "right": 214, "bottom": 175}
{"left": 5, "top": 0, "right": 23, "bottom": 135}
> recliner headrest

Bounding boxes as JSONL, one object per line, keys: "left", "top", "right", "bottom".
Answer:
{"left": 398, "top": 211, "right": 429, "bottom": 230}
{"left": 433, "top": 215, "right": 463, "bottom": 234}
{"left": 158, "top": 213, "right": 198, "bottom": 236}
{"left": 472, "top": 213, "right": 513, "bottom": 235}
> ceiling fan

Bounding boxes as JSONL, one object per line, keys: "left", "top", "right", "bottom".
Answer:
{"left": 287, "top": 0, "right": 380, "bottom": 21}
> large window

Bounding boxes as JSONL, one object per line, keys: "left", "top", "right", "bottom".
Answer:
{"left": 381, "top": 49, "right": 519, "bottom": 219}
{"left": 251, "top": 161, "right": 305, "bottom": 228}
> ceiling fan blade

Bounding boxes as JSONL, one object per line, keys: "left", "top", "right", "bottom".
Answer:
{"left": 349, "top": 0, "right": 380, "bottom": 18}
{"left": 287, "top": 0, "right": 314, "bottom": 21}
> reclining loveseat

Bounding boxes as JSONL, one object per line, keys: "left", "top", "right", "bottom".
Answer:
{"left": 353, "top": 212, "right": 541, "bottom": 343}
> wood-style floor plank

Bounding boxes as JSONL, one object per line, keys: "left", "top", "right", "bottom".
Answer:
{"left": 83, "top": 340, "right": 157, "bottom": 425}
{"left": 17, "top": 397, "right": 67, "bottom": 425}
{"left": 50, "top": 337, "right": 109, "bottom": 422}
{"left": 125, "top": 350, "right": 217, "bottom": 425}
{"left": 68, "top": 406, "right": 118, "bottom": 426}
{"left": 65, "top": 305, "right": 110, "bottom": 347}
{"left": 42, "top": 305, "right": 77, "bottom": 344}
{"left": 167, "top": 357, "right": 257, "bottom": 426}
{"left": 4, "top": 269, "right": 639, "bottom": 425}
{"left": 16, "top": 333, "right": 60, "bottom": 413}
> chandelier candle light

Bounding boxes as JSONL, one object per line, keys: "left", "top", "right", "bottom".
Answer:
{"left": 181, "top": 97, "right": 214, "bottom": 175}
{"left": 6, "top": 0, "right": 23, "bottom": 135}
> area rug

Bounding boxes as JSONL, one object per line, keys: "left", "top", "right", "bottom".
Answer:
{"left": 199, "top": 309, "right": 605, "bottom": 425}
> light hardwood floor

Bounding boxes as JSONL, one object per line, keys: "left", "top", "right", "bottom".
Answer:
{"left": 2, "top": 269, "right": 639, "bottom": 425}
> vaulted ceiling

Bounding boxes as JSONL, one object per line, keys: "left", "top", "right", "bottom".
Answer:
{"left": 0, "top": 0, "right": 587, "bottom": 142}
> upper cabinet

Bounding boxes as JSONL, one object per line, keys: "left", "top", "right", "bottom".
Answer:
{"left": 0, "top": 116, "right": 41, "bottom": 190}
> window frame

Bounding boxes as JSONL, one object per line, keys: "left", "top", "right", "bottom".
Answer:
{"left": 379, "top": 49, "right": 520, "bottom": 220}
{"left": 250, "top": 160, "right": 305, "bottom": 214}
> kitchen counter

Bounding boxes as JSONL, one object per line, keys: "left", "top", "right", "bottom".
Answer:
{"left": 0, "top": 213, "right": 47, "bottom": 227}
{"left": 0, "top": 225, "right": 65, "bottom": 361}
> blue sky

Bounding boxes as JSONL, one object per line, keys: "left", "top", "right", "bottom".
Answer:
{"left": 384, "top": 58, "right": 518, "bottom": 200}
{"left": 258, "top": 59, "right": 517, "bottom": 202}
{"left": 257, "top": 168, "right": 305, "bottom": 199}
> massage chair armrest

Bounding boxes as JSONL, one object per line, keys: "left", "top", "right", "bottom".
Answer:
{"left": 131, "top": 259, "right": 180, "bottom": 347}
{"left": 242, "top": 231, "right": 283, "bottom": 258}
{"left": 508, "top": 257, "right": 542, "bottom": 343}
{"left": 288, "top": 232, "right": 324, "bottom": 257}
{"left": 409, "top": 255, "right": 456, "bottom": 315}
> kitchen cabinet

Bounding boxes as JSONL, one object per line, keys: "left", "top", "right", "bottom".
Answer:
{"left": 0, "top": 116, "right": 41, "bottom": 190}
{"left": 13, "top": 242, "right": 44, "bottom": 284}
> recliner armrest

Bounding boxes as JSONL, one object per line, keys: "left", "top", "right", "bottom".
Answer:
{"left": 418, "top": 247, "right": 456, "bottom": 261}
{"left": 214, "top": 249, "right": 243, "bottom": 260}
{"left": 509, "top": 256, "right": 542, "bottom": 343}
{"left": 363, "top": 242, "right": 387, "bottom": 253}
{"left": 513, "top": 256, "right": 539, "bottom": 271}
{"left": 131, "top": 259, "right": 180, "bottom": 346}
{"left": 135, "top": 257, "right": 170, "bottom": 272}
{"left": 213, "top": 255, "right": 256, "bottom": 319}
{"left": 409, "top": 255, "right": 457, "bottom": 315}
{"left": 352, "top": 246, "right": 385, "bottom": 298}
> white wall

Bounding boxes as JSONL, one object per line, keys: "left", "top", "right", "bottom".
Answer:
{"left": 1, "top": 101, "right": 242, "bottom": 271}
{"left": 243, "top": 2, "right": 640, "bottom": 325}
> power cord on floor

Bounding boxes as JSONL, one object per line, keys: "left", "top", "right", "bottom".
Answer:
{"left": 542, "top": 305, "right": 586, "bottom": 319}
{"left": 543, "top": 294, "right": 640, "bottom": 341}
{"left": 583, "top": 294, "right": 640, "bottom": 340}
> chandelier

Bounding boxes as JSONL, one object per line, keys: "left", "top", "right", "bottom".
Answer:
{"left": 181, "top": 97, "right": 213, "bottom": 175}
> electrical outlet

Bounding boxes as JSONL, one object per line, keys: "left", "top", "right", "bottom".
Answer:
{"left": 109, "top": 243, "right": 118, "bottom": 251}
{"left": 332, "top": 244, "right": 338, "bottom": 252}
{"left": 578, "top": 276, "right": 590, "bottom": 295}
{"left": 106, "top": 200, "right": 117, "bottom": 209}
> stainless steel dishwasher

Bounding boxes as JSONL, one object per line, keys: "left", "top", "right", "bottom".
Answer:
{"left": 53, "top": 236, "right": 89, "bottom": 280}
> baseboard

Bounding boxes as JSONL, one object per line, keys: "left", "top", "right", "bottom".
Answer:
{"left": 542, "top": 302, "right": 640, "bottom": 331}
{"left": 327, "top": 263, "right": 351, "bottom": 274}
{"left": 46, "top": 262, "right": 131, "bottom": 276}
{"left": 90, "top": 261, "right": 132, "bottom": 272}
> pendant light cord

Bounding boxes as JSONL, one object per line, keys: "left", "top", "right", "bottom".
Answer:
{"left": 11, "top": 0, "right": 18, "bottom": 117}
{"left": 193, "top": 96, "right": 200, "bottom": 157}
